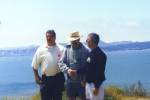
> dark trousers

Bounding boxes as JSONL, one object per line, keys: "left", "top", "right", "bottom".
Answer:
{"left": 40, "top": 72, "right": 65, "bottom": 100}
{"left": 66, "top": 82, "right": 86, "bottom": 100}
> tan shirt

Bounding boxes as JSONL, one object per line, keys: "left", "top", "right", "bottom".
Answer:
{"left": 32, "top": 44, "right": 64, "bottom": 76}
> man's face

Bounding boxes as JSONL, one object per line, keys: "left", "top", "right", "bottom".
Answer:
{"left": 46, "top": 32, "right": 55, "bottom": 45}
{"left": 86, "top": 36, "right": 92, "bottom": 48}
{"left": 70, "top": 39, "right": 80, "bottom": 48}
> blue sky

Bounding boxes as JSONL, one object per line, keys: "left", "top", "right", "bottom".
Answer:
{"left": 0, "top": 0, "right": 150, "bottom": 47}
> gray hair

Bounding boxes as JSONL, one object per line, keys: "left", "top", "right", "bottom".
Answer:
{"left": 88, "top": 33, "right": 99, "bottom": 45}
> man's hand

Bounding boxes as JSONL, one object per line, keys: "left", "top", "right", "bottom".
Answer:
{"left": 81, "top": 81, "right": 86, "bottom": 87}
{"left": 67, "top": 69, "right": 77, "bottom": 77}
{"left": 35, "top": 76, "right": 42, "bottom": 85}
{"left": 33, "top": 68, "right": 42, "bottom": 85}
{"left": 93, "top": 88, "right": 99, "bottom": 96}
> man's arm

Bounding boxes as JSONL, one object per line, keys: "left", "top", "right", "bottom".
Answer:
{"left": 33, "top": 68, "right": 42, "bottom": 85}
{"left": 32, "top": 48, "right": 42, "bottom": 85}
{"left": 58, "top": 49, "right": 69, "bottom": 73}
{"left": 94, "top": 53, "right": 107, "bottom": 89}
{"left": 59, "top": 49, "right": 78, "bottom": 77}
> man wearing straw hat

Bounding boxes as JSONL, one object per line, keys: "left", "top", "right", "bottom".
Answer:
{"left": 59, "top": 32, "right": 89, "bottom": 100}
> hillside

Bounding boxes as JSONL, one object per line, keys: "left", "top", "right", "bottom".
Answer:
{"left": 0, "top": 41, "right": 150, "bottom": 56}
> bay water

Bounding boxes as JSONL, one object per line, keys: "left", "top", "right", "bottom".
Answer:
{"left": 0, "top": 49, "right": 150, "bottom": 97}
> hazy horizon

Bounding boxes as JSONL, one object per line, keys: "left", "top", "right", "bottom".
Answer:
{"left": 0, "top": 40, "right": 150, "bottom": 49}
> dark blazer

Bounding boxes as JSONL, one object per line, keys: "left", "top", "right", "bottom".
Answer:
{"left": 77, "top": 47, "right": 107, "bottom": 88}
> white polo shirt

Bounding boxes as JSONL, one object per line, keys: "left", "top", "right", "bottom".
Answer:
{"left": 32, "top": 44, "right": 64, "bottom": 76}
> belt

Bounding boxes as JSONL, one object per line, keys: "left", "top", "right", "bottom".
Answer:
{"left": 42, "top": 72, "right": 63, "bottom": 77}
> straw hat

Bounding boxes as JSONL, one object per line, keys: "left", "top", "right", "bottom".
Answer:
{"left": 68, "top": 32, "right": 80, "bottom": 41}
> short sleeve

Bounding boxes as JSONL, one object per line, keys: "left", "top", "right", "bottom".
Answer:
{"left": 31, "top": 48, "right": 41, "bottom": 70}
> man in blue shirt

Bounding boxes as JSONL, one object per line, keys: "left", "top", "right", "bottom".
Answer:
{"left": 59, "top": 32, "right": 89, "bottom": 100}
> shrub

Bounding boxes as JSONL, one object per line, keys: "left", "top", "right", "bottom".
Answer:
{"left": 31, "top": 92, "right": 41, "bottom": 100}
{"left": 124, "top": 81, "right": 147, "bottom": 97}
{"left": 105, "top": 85, "right": 125, "bottom": 100}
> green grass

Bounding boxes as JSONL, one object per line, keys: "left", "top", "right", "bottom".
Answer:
{"left": 105, "top": 81, "right": 150, "bottom": 100}
{"left": 1, "top": 96, "right": 31, "bottom": 100}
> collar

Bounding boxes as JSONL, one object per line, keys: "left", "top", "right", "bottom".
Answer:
{"left": 44, "top": 43, "right": 57, "bottom": 49}
{"left": 91, "top": 46, "right": 99, "bottom": 53}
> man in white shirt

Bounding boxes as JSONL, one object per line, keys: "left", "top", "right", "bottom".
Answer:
{"left": 32, "top": 30, "right": 65, "bottom": 100}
